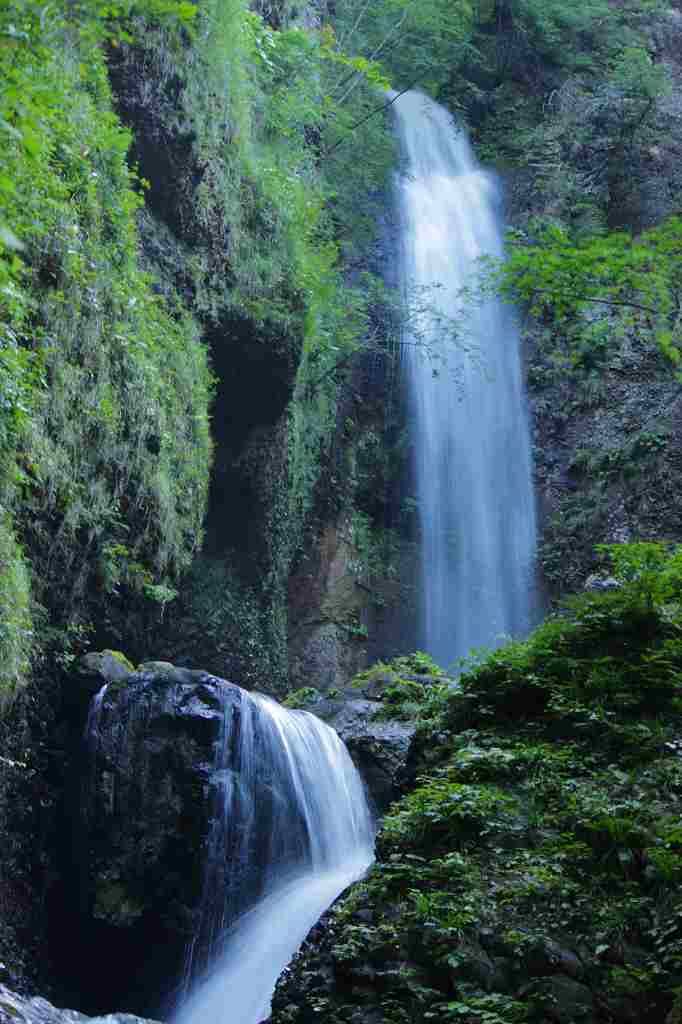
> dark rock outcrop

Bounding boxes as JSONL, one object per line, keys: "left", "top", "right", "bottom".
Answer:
{"left": 312, "top": 698, "right": 416, "bottom": 812}
{"left": 55, "top": 660, "right": 244, "bottom": 1016}
{"left": 73, "top": 651, "right": 136, "bottom": 700}
{"left": 84, "top": 662, "right": 235, "bottom": 934}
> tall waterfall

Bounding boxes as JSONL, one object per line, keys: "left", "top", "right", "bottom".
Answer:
{"left": 175, "top": 687, "right": 374, "bottom": 1024}
{"left": 393, "top": 90, "right": 536, "bottom": 667}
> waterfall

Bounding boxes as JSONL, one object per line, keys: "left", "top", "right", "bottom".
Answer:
{"left": 82, "top": 683, "right": 108, "bottom": 816}
{"left": 393, "top": 90, "right": 537, "bottom": 667}
{"left": 175, "top": 687, "right": 374, "bottom": 1024}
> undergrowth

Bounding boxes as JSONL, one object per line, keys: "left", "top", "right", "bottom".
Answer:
{"left": 275, "top": 542, "right": 682, "bottom": 1024}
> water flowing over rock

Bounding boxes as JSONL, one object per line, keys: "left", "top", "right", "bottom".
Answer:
{"left": 173, "top": 692, "right": 374, "bottom": 1024}
{"left": 312, "top": 697, "right": 417, "bottom": 812}
{"left": 78, "top": 661, "right": 374, "bottom": 1021}
{"left": 0, "top": 985, "right": 159, "bottom": 1024}
{"left": 393, "top": 90, "right": 537, "bottom": 667}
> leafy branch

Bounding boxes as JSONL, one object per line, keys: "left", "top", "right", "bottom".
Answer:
{"left": 493, "top": 217, "right": 682, "bottom": 368}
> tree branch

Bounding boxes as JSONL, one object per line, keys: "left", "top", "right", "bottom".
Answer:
{"left": 526, "top": 287, "right": 659, "bottom": 318}
{"left": 323, "top": 78, "right": 422, "bottom": 158}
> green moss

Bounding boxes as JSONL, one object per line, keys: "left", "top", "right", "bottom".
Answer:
{"left": 282, "top": 687, "right": 321, "bottom": 710}
{"left": 0, "top": 516, "right": 33, "bottom": 707}
{"left": 102, "top": 650, "right": 136, "bottom": 673}
{"left": 97, "top": 0, "right": 399, "bottom": 685}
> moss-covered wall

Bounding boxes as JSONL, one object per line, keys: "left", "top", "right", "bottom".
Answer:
{"left": 0, "top": 1, "right": 213, "bottom": 705}
{"left": 0, "top": 0, "right": 402, "bottom": 987}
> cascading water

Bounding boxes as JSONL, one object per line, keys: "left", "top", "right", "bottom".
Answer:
{"left": 393, "top": 90, "right": 537, "bottom": 667}
{"left": 82, "top": 675, "right": 373, "bottom": 1021}
{"left": 175, "top": 686, "right": 374, "bottom": 1024}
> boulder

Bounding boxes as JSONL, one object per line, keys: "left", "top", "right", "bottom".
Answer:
{"left": 83, "top": 666, "right": 239, "bottom": 933}
{"left": 523, "top": 938, "right": 584, "bottom": 980}
{"left": 0, "top": 985, "right": 158, "bottom": 1024}
{"left": 312, "top": 698, "right": 417, "bottom": 811}
{"left": 73, "top": 651, "right": 136, "bottom": 699}
{"left": 449, "top": 947, "right": 502, "bottom": 993}
{"left": 70, "top": 664, "right": 246, "bottom": 1012}
{"left": 584, "top": 574, "right": 620, "bottom": 592}
{"left": 530, "top": 976, "right": 597, "bottom": 1024}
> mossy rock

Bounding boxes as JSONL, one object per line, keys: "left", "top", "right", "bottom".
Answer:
{"left": 74, "top": 650, "right": 136, "bottom": 698}
{"left": 528, "top": 975, "right": 597, "bottom": 1023}
{"left": 282, "top": 687, "right": 322, "bottom": 710}
{"left": 94, "top": 880, "right": 144, "bottom": 927}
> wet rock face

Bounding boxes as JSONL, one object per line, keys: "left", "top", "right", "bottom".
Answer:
{"left": 0, "top": 984, "right": 159, "bottom": 1024}
{"left": 84, "top": 664, "right": 238, "bottom": 934}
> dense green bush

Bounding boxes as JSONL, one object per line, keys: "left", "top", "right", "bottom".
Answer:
{"left": 498, "top": 216, "right": 682, "bottom": 370}
{"left": 446, "top": 542, "right": 682, "bottom": 734}
{"left": 283, "top": 544, "right": 682, "bottom": 1023}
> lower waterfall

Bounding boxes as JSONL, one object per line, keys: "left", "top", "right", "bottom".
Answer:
{"left": 173, "top": 687, "right": 374, "bottom": 1024}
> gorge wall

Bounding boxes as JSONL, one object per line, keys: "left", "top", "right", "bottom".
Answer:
{"left": 479, "top": 3, "right": 682, "bottom": 594}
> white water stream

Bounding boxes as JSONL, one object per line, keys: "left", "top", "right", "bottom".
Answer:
{"left": 174, "top": 689, "right": 374, "bottom": 1024}
{"left": 394, "top": 90, "right": 536, "bottom": 666}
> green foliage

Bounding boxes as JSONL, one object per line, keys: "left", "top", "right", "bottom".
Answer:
{"left": 351, "top": 652, "right": 449, "bottom": 721}
{"left": 160, "top": 556, "right": 288, "bottom": 690}
{"left": 598, "top": 540, "right": 682, "bottom": 596}
{"left": 428, "top": 993, "right": 528, "bottom": 1024}
{"left": 143, "top": 0, "right": 397, "bottom": 554}
{"left": 0, "top": 516, "right": 33, "bottom": 705}
{"left": 393, "top": 652, "right": 443, "bottom": 677}
{"left": 499, "top": 216, "right": 682, "bottom": 369}
{"left": 85, "top": 0, "right": 403, "bottom": 685}
{"left": 474, "top": 0, "right": 609, "bottom": 76}
{"left": 328, "top": 0, "right": 474, "bottom": 95}
{"left": 282, "top": 687, "right": 321, "bottom": 709}
{"left": 361, "top": 652, "right": 444, "bottom": 694}
{"left": 466, "top": 0, "right": 671, "bottom": 255}
{"left": 445, "top": 559, "right": 682, "bottom": 732}
{"left": 287, "top": 544, "right": 682, "bottom": 1024}
{"left": 383, "top": 777, "right": 518, "bottom": 853}
{"left": 0, "top": 0, "right": 212, "bottom": 694}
